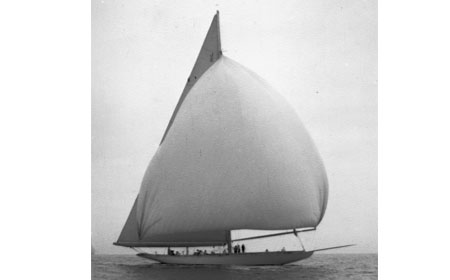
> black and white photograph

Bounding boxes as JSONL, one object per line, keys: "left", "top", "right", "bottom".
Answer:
{"left": 92, "top": 0, "right": 377, "bottom": 279}
{"left": 6, "top": 1, "right": 450, "bottom": 280}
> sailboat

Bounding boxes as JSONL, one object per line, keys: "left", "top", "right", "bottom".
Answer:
{"left": 114, "top": 11, "right": 352, "bottom": 265}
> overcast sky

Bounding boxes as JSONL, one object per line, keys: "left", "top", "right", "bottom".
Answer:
{"left": 92, "top": 0, "right": 377, "bottom": 254}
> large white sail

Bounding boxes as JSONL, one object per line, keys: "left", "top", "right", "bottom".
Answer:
{"left": 136, "top": 55, "right": 328, "bottom": 240}
{"left": 116, "top": 12, "right": 328, "bottom": 247}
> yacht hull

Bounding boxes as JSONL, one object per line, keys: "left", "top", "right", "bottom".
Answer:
{"left": 137, "top": 251, "right": 314, "bottom": 265}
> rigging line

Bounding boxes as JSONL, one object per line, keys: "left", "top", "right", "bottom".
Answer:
{"left": 131, "top": 247, "right": 144, "bottom": 254}
{"left": 296, "top": 233, "right": 306, "bottom": 251}
{"left": 312, "top": 229, "right": 317, "bottom": 250}
{"left": 292, "top": 228, "right": 305, "bottom": 251}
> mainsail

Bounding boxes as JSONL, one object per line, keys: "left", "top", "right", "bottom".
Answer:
{"left": 116, "top": 12, "right": 328, "bottom": 248}
{"left": 160, "top": 11, "right": 222, "bottom": 144}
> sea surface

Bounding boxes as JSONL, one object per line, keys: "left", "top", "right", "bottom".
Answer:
{"left": 92, "top": 253, "right": 377, "bottom": 280}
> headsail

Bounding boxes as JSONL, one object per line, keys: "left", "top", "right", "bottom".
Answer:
{"left": 116, "top": 197, "right": 229, "bottom": 247}
{"left": 116, "top": 197, "right": 140, "bottom": 243}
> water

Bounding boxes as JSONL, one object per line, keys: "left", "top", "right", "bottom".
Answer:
{"left": 92, "top": 253, "right": 377, "bottom": 280}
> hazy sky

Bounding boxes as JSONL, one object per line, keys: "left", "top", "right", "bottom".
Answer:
{"left": 92, "top": 0, "right": 377, "bottom": 254}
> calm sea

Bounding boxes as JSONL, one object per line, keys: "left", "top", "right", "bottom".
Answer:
{"left": 92, "top": 253, "right": 377, "bottom": 280}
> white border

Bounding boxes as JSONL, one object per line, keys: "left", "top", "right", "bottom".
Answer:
{"left": 379, "top": 0, "right": 450, "bottom": 278}
{"left": 1, "top": 1, "right": 90, "bottom": 279}
{"left": 1, "top": 1, "right": 450, "bottom": 279}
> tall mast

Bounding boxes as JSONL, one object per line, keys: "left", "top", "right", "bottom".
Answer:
{"left": 226, "top": 230, "right": 232, "bottom": 254}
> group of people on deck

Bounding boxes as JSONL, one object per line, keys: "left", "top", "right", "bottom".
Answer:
{"left": 167, "top": 244, "right": 247, "bottom": 256}
{"left": 191, "top": 244, "right": 246, "bottom": 255}
{"left": 167, "top": 249, "right": 181, "bottom": 256}
{"left": 233, "top": 244, "right": 245, "bottom": 254}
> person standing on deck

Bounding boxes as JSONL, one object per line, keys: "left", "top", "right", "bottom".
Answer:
{"left": 241, "top": 244, "right": 246, "bottom": 253}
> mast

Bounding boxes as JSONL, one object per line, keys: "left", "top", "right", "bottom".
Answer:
{"left": 226, "top": 230, "right": 232, "bottom": 254}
